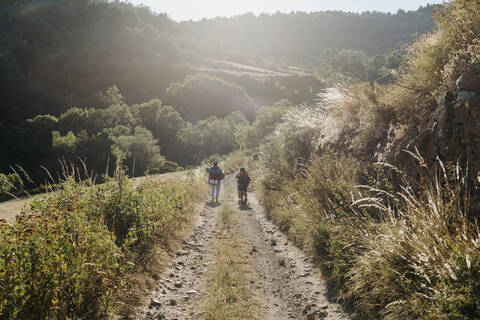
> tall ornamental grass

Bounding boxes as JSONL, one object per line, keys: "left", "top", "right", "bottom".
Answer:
{"left": 347, "top": 159, "right": 480, "bottom": 320}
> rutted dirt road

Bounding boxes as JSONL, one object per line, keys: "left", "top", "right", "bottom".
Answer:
{"left": 138, "top": 176, "right": 349, "bottom": 320}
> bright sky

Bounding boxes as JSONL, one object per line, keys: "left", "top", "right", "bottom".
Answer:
{"left": 127, "top": 0, "right": 445, "bottom": 21}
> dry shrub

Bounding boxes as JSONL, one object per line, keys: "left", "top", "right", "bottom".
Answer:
{"left": 262, "top": 147, "right": 480, "bottom": 319}
{"left": 388, "top": 0, "right": 480, "bottom": 125}
{"left": 347, "top": 159, "right": 480, "bottom": 320}
{"left": 261, "top": 152, "right": 371, "bottom": 293}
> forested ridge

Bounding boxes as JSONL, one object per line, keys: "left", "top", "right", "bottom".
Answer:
{"left": 0, "top": 0, "right": 436, "bottom": 188}
{"left": 180, "top": 6, "right": 435, "bottom": 64}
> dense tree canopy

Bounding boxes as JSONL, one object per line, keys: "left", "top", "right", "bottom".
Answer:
{"left": 165, "top": 74, "right": 255, "bottom": 121}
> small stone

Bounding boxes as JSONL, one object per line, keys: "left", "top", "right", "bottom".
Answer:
{"left": 307, "top": 310, "right": 328, "bottom": 320}
{"left": 306, "top": 313, "right": 316, "bottom": 320}
{"left": 187, "top": 289, "right": 198, "bottom": 294}
{"left": 149, "top": 298, "right": 162, "bottom": 308}
{"left": 271, "top": 239, "right": 277, "bottom": 246}
{"left": 168, "top": 273, "right": 175, "bottom": 278}
{"left": 294, "top": 293, "right": 302, "bottom": 299}
{"left": 156, "top": 314, "right": 166, "bottom": 320}
{"left": 174, "top": 282, "right": 183, "bottom": 288}
{"left": 169, "top": 299, "right": 177, "bottom": 306}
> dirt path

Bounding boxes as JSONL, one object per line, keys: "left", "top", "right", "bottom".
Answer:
{"left": 137, "top": 176, "right": 349, "bottom": 320}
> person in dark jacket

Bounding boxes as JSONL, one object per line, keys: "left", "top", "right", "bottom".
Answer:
{"left": 235, "top": 167, "right": 250, "bottom": 203}
{"left": 206, "top": 159, "right": 224, "bottom": 203}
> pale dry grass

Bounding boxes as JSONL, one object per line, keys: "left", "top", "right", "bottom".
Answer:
{"left": 345, "top": 158, "right": 480, "bottom": 319}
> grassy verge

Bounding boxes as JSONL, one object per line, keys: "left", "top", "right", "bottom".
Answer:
{"left": 259, "top": 153, "right": 480, "bottom": 319}
{"left": 259, "top": 153, "right": 365, "bottom": 291}
{"left": 0, "top": 169, "right": 207, "bottom": 319}
{"left": 201, "top": 204, "right": 260, "bottom": 320}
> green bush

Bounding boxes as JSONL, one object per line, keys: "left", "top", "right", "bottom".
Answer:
{"left": 7, "top": 173, "right": 23, "bottom": 193}
{"left": 241, "top": 100, "right": 293, "bottom": 149}
{"left": 0, "top": 169, "right": 203, "bottom": 318}
{"left": 0, "top": 173, "right": 24, "bottom": 199}
{"left": 0, "top": 174, "right": 10, "bottom": 196}
{"left": 0, "top": 195, "right": 122, "bottom": 319}
{"left": 153, "top": 160, "right": 181, "bottom": 174}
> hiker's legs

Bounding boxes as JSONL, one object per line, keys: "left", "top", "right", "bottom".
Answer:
{"left": 241, "top": 191, "right": 247, "bottom": 203}
{"left": 238, "top": 185, "right": 247, "bottom": 203}
{"left": 215, "top": 183, "right": 221, "bottom": 202}
{"left": 211, "top": 184, "right": 216, "bottom": 202}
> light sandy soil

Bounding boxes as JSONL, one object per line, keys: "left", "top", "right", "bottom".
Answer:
{"left": 137, "top": 176, "right": 349, "bottom": 320}
{"left": 0, "top": 193, "right": 48, "bottom": 223}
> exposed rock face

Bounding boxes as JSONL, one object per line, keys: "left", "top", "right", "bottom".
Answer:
{"left": 456, "top": 70, "right": 480, "bottom": 93}
{"left": 382, "top": 71, "right": 480, "bottom": 182}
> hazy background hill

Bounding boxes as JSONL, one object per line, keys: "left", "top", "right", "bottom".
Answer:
{"left": 180, "top": 6, "right": 435, "bottom": 66}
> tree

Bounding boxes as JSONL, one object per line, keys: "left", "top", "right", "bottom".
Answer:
{"left": 132, "top": 99, "right": 185, "bottom": 161}
{"left": 165, "top": 74, "right": 255, "bottom": 121}
{"left": 52, "top": 131, "right": 77, "bottom": 156}
{"left": 94, "top": 85, "right": 125, "bottom": 108}
{"left": 242, "top": 100, "right": 293, "bottom": 148}
{"left": 111, "top": 126, "right": 165, "bottom": 176}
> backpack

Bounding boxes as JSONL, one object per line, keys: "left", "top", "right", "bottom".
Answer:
{"left": 237, "top": 174, "right": 250, "bottom": 186}
{"left": 209, "top": 167, "right": 224, "bottom": 181}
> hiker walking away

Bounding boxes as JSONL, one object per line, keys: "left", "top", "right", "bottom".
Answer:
{"left": 206, "top": 160, "right": 224, "bottom": 203}
{"left": 235, "top": 167, "right": 250, "bottom": 204}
